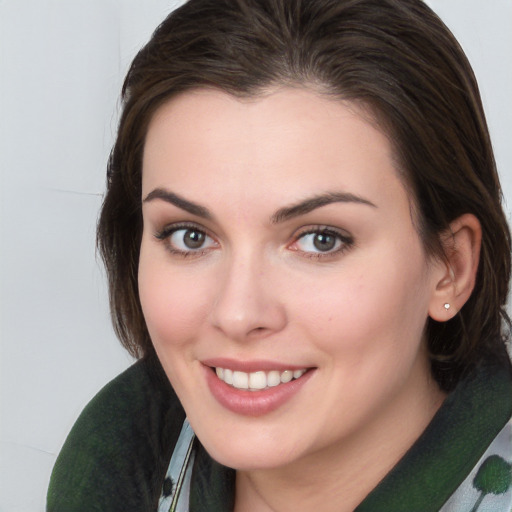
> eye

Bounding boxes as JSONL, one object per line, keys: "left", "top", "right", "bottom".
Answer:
{"left": 155, "top": 224, "right": 218, "bottom": 256}
{"left": 290, "top": 227, "right": 353, "bottom": 257}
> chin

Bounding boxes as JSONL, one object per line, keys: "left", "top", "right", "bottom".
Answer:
{"left": 206, "top": 441, "right": 299, "bottom": 471}
{"left": 191, "top": 417, "right": 305, "bottom": 471}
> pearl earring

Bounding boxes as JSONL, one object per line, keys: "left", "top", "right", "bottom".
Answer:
{"left": 444, "top": 303, "right": 451, "bottom": 310}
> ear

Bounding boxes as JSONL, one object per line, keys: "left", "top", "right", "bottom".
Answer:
{"left": 428, "top": 214, "right": 482, "bottom": 322}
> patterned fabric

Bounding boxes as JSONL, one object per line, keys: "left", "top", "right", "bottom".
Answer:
{"left": 440, "top": 419, "right": 512, "bottom": 512}
{"left": 157, "top": 419, "right": 196, "bottom": 512}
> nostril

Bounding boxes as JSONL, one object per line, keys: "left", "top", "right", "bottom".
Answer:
{"left": 248, "top": 326, "right": 268, "bottom": 336}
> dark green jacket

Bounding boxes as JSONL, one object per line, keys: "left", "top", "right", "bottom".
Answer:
{"left": 47, "top": 356, "right": 512, "bottom": 511}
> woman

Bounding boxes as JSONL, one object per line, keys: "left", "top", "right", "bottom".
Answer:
{"left": 47, "top": 0, "right": 512, "bottom": 510}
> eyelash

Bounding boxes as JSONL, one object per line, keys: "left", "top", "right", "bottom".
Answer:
{"left": 289, "top": 226, "right": 354, "bottom": 260}
{"left": 154, "top": 222, "right": 217, "bottom": 258}
{"left": 153, "top": 223, "right": 354, "bottom": 260}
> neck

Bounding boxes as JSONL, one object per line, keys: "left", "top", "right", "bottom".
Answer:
{"left": 234, "top": 369, "right": 445, "bottom": 512}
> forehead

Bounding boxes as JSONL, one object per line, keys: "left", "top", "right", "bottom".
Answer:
{"left": 141, "top": 88, "right": 409, "bottom": 215}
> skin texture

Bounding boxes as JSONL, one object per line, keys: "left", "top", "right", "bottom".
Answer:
{"left": 138, "top": 88, "right": 476, "bottom": 511}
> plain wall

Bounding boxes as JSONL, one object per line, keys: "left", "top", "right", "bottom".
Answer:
{"left": 0, "top": 1, "right": 510, "bottom": 511}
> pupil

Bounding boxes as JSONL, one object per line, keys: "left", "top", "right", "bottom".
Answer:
{"left": 184, "top": 230, "right": 205, "bottom": 249}
{"left": 313, "top": 232, "right": 335, "bottom": 251}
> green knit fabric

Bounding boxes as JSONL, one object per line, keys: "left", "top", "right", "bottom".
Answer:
{"left": 356, "top": 360, "right": 512, "bottom": 511}
{"left": 47, "top": 357, "right": 185, "bottom": 512}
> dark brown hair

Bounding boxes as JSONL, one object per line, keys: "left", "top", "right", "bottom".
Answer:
{"left": 98, "top": 0, "right": 510, "bottom": 391}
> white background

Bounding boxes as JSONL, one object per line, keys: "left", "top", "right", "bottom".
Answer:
{"left": 0, "top": 1, "right": 511, "bottom": 511}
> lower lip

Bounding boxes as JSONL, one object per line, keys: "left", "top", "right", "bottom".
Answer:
{"left": 203, "top": 366, "right": 314, "bottom": 416}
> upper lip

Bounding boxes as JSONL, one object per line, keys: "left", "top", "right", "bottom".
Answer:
{"left": 201, "top": 357, "right": 312, "bottom": 373}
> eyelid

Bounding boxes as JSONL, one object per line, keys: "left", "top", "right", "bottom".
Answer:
{"left": 288, "top": 225, "right": 354, "bottom": 259}
{"left": 154, "top": 221, "right": 219, "bottom": 257}
{"left": 154, "top": 221, "right": 203, "bottom": 239}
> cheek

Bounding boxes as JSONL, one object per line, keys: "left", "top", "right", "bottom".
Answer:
{"left": 293, "top": 254, "right": 431, "bottom": 360}
{"left": 138, "top": 255, "right": 211, "bottom": 351}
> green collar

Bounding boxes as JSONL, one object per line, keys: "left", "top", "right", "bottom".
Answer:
{"left": 189, "top": 359, "right": 512, "bottom": 512}
{"left": 357, "top": 359, "right": 512, "bottom": 511}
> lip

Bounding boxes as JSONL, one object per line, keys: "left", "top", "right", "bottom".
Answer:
{"left": 202, "top": 362, "right": 315, "bottom": 416}
{"left": 202, "top": 357, "right": 309, "bottom": 373}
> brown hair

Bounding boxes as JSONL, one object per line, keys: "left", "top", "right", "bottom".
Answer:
{"left": 98, "top": 0, "right": 510, "bottom": 391}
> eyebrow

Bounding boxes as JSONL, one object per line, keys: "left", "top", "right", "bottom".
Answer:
{"left": 143, "top": 188, "right": 376, "bottom": 223}
{"left": 270, "top": 192, "right": 377, "bottom": 224}
{"left": 143, "top": 188, "right": 213, "bottom": 219}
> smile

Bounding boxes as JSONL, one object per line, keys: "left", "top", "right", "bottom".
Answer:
{"left": 215, "top": 367, "right": 307, "bottom": 391}
{"left": 203, "top": 362, "right": 315, "bottom": 415}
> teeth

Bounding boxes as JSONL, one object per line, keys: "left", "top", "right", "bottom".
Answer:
{"left": 215, "top": 367, "right": 307, "bottom": 390}
{"left": 280, "top": 370, "right": 293, "bottom": 383}
{"left": 232, "top": 371, "right": 249, "bottom": 389}
{"left": 224, "top": 368, "right": 233, "bottom": 385}
{"left": 249, "top": 371, "right": 267, "bottom": 390}
{"left": 267, "top": 370, "right": 281, "bottom": 387}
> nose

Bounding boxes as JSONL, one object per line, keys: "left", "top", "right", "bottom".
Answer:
{"left": 210, "top": 253, "right": 287, "bottom": 342}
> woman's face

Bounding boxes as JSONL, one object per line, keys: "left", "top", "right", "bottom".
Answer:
{"left": 139, "top": 88, "right": 445, "bottom": 471}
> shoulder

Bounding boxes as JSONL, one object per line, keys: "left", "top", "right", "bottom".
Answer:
{"left": 47, "top": 357, "right": 185, "bottom": 512}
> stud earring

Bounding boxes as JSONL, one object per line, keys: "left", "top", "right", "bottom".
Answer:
{"left": 444, "top": 303, "right": 451, "bottom": 310}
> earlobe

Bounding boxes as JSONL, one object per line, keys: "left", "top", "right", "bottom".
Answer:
{"left": 428, "top": 214, "right": 482, "bottom": 322}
